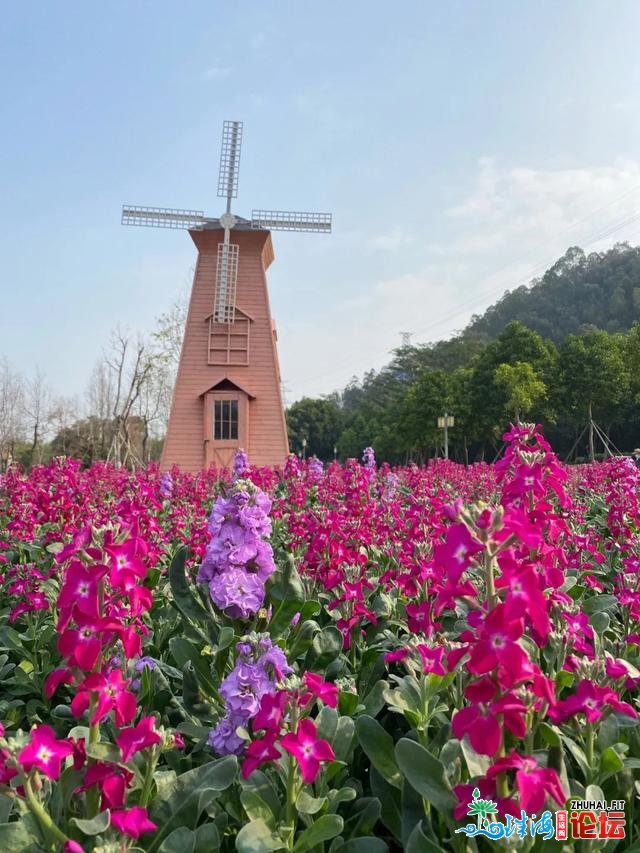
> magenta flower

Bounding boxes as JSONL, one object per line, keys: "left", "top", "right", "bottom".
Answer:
{"left": 110, "top": 806, "right": 157, "bottom": 839}
{"left": 241, "top": 733, "right": 281, "bottom": 779}
{"left": 280, "top": 718, "right": 335, "bottom": 784}
{"left": 116, "top": 716, "right": 162, "bottom": 763}
{"left": 548, "top": 679, "right": 637, "bottom": 724}
{"left": 433, "top": 523, "right": 484, "bottom": 580}
{"left": 71, "top": 670, "right": 137, "bottom": 727}
{"left": 302, "top": 672, "right": 339, "bottom": 708}
{"left": 18, "top": 725, "right": 73, "bottom": 780}
{"left": 486, "top": 750, "right": 566, "bottom": 813}
{"left": 467, "top": 605, "right": 529, "bottom": 680}
{"left": 253, "top": 691, "right": 288, "bottom": 733}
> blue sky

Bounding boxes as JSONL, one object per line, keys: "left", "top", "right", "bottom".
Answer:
{"left": 3, "top": 1, "right": 640, "bottom": 405}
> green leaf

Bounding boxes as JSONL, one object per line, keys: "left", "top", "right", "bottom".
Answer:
{"left": 236, "top": 819, "right": 285, "bottom": 852}
{"left": 241, "top": 790, "right": 277, "bottom": 827}
{"left": 86, "top": 741, "right": 122, "bottom": 763}
{"left": 342, "top": 797, "right": 380, "bottom": 839}
{"left": 147, "top": 755, "right": 237, "bottom": 852}
{"left": 169, "top": 545, "right": 210, "bottom": 623}
{"left": 459, "top": 736, "right": 490, "bottom": 777}
{"left": 405, "top": 822, "right": 446, "bottom": 853}
{"left": 370, "top": 767, "right": 402, "bottom": 841}
{"left": 306, "top": 626, "right": 343, "bottom": 668}
{"left": 194, "top": 823, "right": 221, "bottom": 852}
{"left": 395, "top": 739, "right": 455, "bottom": 813}
{"left": 296, "top": 790, "right": 327, "bottom": 815}
{"left": 355, "top": 715, "right": 402, "bottom": 789}
{"left": 331, "top": 716, "right": 355, "bottom": 763}
{"left": 293, "top": 815, "right": 344, "bottom": 852}
{"left": 158, "top": 828, "right": 196, "bottom": 853}
{"left": 240, "top": 769, "right": 282, "bottom": 819}
{"left": 583, "top": 594, "right": 617, "bottom": 614}
{"left": 0, "top": 822, "right": 40, "bottom": 853}
{"left": 71, "top": 809, "right": 111, "bottom": 835}
{"left": 0, "top": 795, "right": 12, "bottom": 823}
{"left": 317, "top": 705, "right": 339, "bottom": 743}
{"left": 333, "top": 839, "right": 389, "bottom": 853}
{"left": 591, "top": 611, "right": 610, "bottom": 634}
{"left": 601, "top": 746, "right": 624, "bottom": 773}
{"left": 538, "top": 722, "right": 562, "bottom": 748}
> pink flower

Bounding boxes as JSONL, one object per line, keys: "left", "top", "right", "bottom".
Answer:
{"left": 116, "top": 716, "right": 161, "bottom": 763}
{"left": 302, "top": 673, "right": 339, "bottom": 708}
{"left": 241, "top": 734, "right": 281, "bottom": 779}
{"left": 110, "top": 806, "right": 157, "bottom": 839}
{"left": 78, "top": 762, "right": 133, "bottom": 810}
{"left": 467, "top": 605, "right": 528, "bottom": 678}
{"left": 433, "top": 524, "right": 484, "bottom": 580}
{"left": 18, "top": 725, "right": 73, "bottom": 780}
{"left": 280, "top": 718, "right": 335, "bottom": 784}
{"left": 486, "top": 750, "right": 566, "bottom": 813}
{"left": 71, "top": 670, "right": 137, "bottom": 727}
{"left": 64, "top": 841, "right": 85, "bottom": 853}
{"left": 253, "top": 691, "right": 288, "bottom": 733}
{"left": 548, "top": 679, "right": 637, "bottom": 724}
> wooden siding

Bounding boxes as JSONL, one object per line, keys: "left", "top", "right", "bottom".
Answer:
{"left": 161, "top": 228, "right": 290, "bottom": 472}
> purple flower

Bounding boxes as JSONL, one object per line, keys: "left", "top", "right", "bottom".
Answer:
{"left": 219, "top": 661, "right": 272, "bottom": 717}
{"left": 135, "top": 656, "right": 156, "bottom": 673}
{"left": 159, "top": 473, "right": 173, "bottom": 498}
{"left": 209, "top": 568, "right": 265, "bottom": 619}
{"left": 309, "top": 457, "right": 324, "bottom": 480}
{"left": 209, "top": 633, "right": 293, "bottom": 757}
{"left": 233, "top": 449, "right": 250, "bottom": 478}
{"left": 362, "top": 446, "right": 376, "bottom": 471}
{"left": 208, "top": 714, "right": 246, "bottom": 755}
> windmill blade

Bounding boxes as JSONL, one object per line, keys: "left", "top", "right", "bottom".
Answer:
{"left": 251, "top": 210, "right": 332, "bottom": 233}
{"left": 217, "top": 121, "right": 243, "bottom": 201}
{"left": 213, "top": 242, "right": 240, "bottom": 324}
{"left": 122, "top": 205, "right": 206, "bottom": 230}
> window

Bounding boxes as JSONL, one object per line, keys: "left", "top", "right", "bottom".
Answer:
{"left": 208, "top": 314, "right": 250, "bottom": 366}
{"left": 214, "top": 399, "right": 238, "bottom": 440}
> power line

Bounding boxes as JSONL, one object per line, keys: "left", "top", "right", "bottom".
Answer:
{"left": 300, "top": 188, "right": 640, "bottom": 390}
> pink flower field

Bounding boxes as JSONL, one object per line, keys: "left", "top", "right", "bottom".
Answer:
{"left": 0, "top": 424, "right": 639, "bottom": 851}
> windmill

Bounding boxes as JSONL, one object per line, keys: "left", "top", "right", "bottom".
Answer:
{"left": 122, "top": 121, "right": 331, "bottom": 471}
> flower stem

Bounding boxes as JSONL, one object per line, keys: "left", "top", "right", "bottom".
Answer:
{"left": 23, "top": 774, "right": 69, "bottom": 846}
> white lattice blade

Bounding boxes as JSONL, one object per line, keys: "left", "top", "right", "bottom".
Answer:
{"left": 213, "top": 243, "right": 239, "bottom": 323}
{"left": 217, "top": 121, "right": 243, "bottom": 200}
{"left": 251, "top": 209, "right": 332, "bottom": 233}
{"left": 122, "top": 205, "right": 205, "bottom": 230}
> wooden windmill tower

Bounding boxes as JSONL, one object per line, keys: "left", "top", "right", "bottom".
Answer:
{"left": 122, "top": 121, "right": 331, "bottom": 472}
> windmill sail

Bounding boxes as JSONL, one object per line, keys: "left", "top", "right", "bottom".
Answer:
{"left": 214, "top": 242, "right": 239, "bottom": 324}
{"left": 251, "top": 210, "right": 332, "bottom": 232}
{"left": 217, "top": 121, "right": 243, "bottom": 201}
{"left": 122, "top": 206, "right": 206, "bottom": 230}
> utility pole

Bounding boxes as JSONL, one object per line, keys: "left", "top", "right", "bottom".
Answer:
{"left": 437, "top": 413, "right": 455, "bottom": 459}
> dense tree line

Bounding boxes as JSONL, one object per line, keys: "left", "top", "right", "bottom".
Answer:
{"left": 287, "top": 243, "right": 640, "bottom": 464}
{"left": 286, "top": 321, "right": 640, "bottom": 464}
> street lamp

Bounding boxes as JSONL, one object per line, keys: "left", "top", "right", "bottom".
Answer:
{"left": 302, "top": 438, "right": 307, "bottom": 460}
{"left": 437, "top": 413, "right": 455, "bottom": 460}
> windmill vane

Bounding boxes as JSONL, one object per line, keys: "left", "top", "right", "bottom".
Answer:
{"left": 121, "top": 119, "right": 332, "bottom": 472}
{"left": 122, "top": 120, "right": 331, "bottom": 324}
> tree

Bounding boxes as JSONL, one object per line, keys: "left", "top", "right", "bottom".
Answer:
{"left": 469, "top": 321, "right": 557, "bottom": 444}
{"left": 557, "top": 330, "right": 628, "bottom": 460}
{"left": 493, "top": 361, "right": 547, "bottom": 422}
{"left": 286, "top": 397, "right": 342, "bottom": 461}
{"left": 0, "top": 358, "right": 25, "bottom": 469}
{"left": 399, "top": 369, "right": 452, "bottom": 461}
